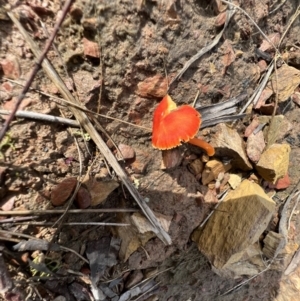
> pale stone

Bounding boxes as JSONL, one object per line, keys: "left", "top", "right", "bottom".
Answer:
{"left": 193, "top": 180, "right": 275, "bottom": 270}
{"left": 256, "top": 143, "right": 291, "bottom": 183}
{"left": 267, "top": 64, "right": 300, "bottom": 103}
{"left": 211, "top": 123, "right": 252, "bottom": 170}
{"left": 201, "top": 159, "right": 231, "bottom": 185}
{"left": 246, "top": 131, "right": 265, "bottom": 163}
{"left": 228, "top": 173, "right": 242, "bottom": 189}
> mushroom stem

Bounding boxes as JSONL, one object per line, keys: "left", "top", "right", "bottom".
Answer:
{"left": 188, "top": 137, "right": 215, "bottom": 156}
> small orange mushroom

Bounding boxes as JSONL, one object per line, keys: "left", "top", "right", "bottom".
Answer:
{"left": 152, "top": 94, "right": 215, "bottom": 156}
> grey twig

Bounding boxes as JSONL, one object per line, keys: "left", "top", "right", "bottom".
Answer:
{"left": 8, "top": 222, "right": 130, "bottom": 227}
{"left": 0, "top": 109, "right": 79, "bottom": 127}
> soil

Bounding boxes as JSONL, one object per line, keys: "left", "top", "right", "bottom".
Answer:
{"left": 1, "top": 0, "right": 300, "bottom": 300}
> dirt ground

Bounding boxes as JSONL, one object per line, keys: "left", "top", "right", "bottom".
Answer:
{"left": 1, "top": 0, "right": 300, "bottom": 300}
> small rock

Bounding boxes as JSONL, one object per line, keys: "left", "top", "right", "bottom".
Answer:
{"left": 228, "top": 173, "right": 242, "bottom": 189}
{"left": 136, "top": 74, "right": 168, "bottom": 98}
{"left": 211, "top": 123, "right": 253, "bottom": 170}
{"left": 51, "top": 177, "right": 77, "bottom": 206}
{"left": 291, "top": 92, "right": 300, "bottom": 106}
{"left": 83, "top": 37, "right": 100, "bottom": 58}
{"left": 256, "top": 144, "right": 291, "bottom": 183}
{"left": 268, "top": 173, "right": 291, "bottom": 190}
{"left": 267, "top": 64, "right": 300, "bottom": 103}
{"left": 246, "top": 131, "right": 266, "bottom": 163}
{"left": 192, "top": 180, "right": 276, "bottom": 273}
{"left": 188, "top": 158, "right": 204, "bottom": 179}
{"left": 161, "top": 148, "right": 182, "bottom": 170}
{"left": 1, "top": 82, "right": 13, "bottom": 93}
{"left": 257, "top": 60, "right": 267, "bottom": 72}
{"left": 75, "top": 186, "right": 91, "bottom": 209}
{"left": 202, "top": 159, "right": 231, "bottom": 185}
{"left": 0, "top": 195, "right": 15, "bottom": 211}
{"left": 118, "top": 143, "right": 135, "bottom": 160}
{"left": 244, "top": 117, "right": 260, "bottom": 137}
{"left": 0, "top": 54, "right": 21, "bottom": 79}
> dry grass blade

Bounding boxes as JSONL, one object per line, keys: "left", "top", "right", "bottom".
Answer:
{"left": 7, "top": 12, "right": 171, "bottom": 245}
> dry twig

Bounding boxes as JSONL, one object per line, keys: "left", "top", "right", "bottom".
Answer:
{"left": 0, "top": 208, "right": 138, "bottom": 216}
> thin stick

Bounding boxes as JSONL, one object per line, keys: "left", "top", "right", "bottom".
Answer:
{"left": 0, "top": 208, "right": 139, "bottom": 216}
{"left": 0, "top": 109, "right": 80, "bottom": 127}
{"left": 0, "top": 0, "right": 74, "bottom": 142}
{"left": 7, "top": 222, "right": 130, "bottom": 226}
{"left": 0, "top": 216, "right": 37, "bottom": 223}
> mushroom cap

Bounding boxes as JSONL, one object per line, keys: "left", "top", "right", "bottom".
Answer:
{"left": 152, "top": 94, "right": 201, "bottom": 150}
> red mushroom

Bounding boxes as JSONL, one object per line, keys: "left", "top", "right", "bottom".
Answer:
{"left": 152, "top": 94, "right": 215, "bottom": 156}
